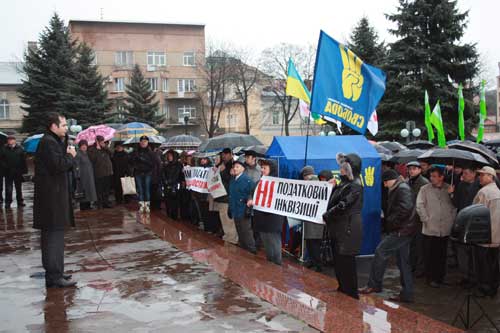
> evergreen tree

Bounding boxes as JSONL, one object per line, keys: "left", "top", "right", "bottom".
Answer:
{"left": 19, "top": 13, "right": 77, "bottom": 134}
{"left": 124, "top": 64, "right": 161, "bottom": 126}
{"left": 64, "top": 42, "right": 111, "bottom": 127}
{"left": 377, "top": 0, "right": 479, "bottom": 140}
{"left": 348, "top": 16, "right": 386, "bottom": 67}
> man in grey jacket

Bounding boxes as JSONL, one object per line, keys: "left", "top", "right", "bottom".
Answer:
{"left": 416, "top": 167, "right": 456, "bottom": 288}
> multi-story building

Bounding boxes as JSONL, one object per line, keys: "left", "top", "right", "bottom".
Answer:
{"left": 69, "top": 20, "right": 206, "bottom": 136}
{"left": 0, "top": 62, "right": 25, "bottom": 133}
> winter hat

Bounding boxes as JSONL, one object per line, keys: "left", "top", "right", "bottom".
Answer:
{"left": 319, "top": 169, "right": 333, "bottom": 181}
{"left": 406, "top": 161, "right": 421, "bottom": 168}
{"left": 382, "top": 169, "right": 400, "bottom": 182}
{"left": 300, "top": 165, "right": 315, "bottom": 178}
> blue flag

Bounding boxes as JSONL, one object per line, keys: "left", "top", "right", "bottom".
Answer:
{"left": 310, "top": 31, "right": 387, "bottom": 134}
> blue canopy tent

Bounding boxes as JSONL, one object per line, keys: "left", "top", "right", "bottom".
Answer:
{"left": 266, "top": 135, "right": 381, "bottom": 255}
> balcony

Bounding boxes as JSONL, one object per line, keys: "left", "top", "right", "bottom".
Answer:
{"left": 165, "top": 91, "right": 199, "bottom": 100}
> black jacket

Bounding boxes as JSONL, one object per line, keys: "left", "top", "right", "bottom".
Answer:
{"left": 253, "top": 160, "right": 285, "bottom": 233}
{"left": 162, "top": 159, "right": 184, "bottom": 189}
{"left": 88, "top": 145, "right": 113, "bottom": 178}
{"left": 452, "top": 179, "right": 481, "bottom": 212}
{"left": 215, "top": 159, "right": 233, "bottom": 203}
{"left": 323, "top": 177, "right": 363, "bottom": 256}
{"left": 1, "top": 144, "right": 27, "bottom": 177}
{"left": 130, "top": 147, "right": 156, "bottom": 176}
{"left": 385, "top": 180, "right": 417, "bottom": 236}
{"left": 112, "top": 150, "right": 131, "bottom": 178}
{"left": 33, "top": 131, "right": 75, "bottom": 231}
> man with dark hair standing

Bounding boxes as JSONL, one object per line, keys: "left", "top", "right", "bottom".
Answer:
{"left": 33, "top": 112, "right": 77, "bottom": 288}
{"left": 416, "top": 167, "right": 456, "bottom": 288}
{"left": 88, "top": 135, "right": 113, "bottom": 208}
{"left": 2, "top": 136, "right": 27, "bottom": 208}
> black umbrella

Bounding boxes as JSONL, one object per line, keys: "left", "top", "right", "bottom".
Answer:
{"left": 448, "top": 140, "right": 499, "bottom": 168}
{"left": 406, "top": 140, "right": 435, "bottom": 150}
{"left": 199, "top": 133, "right": 262, "bottom": 152}
{"left": 390, "top": 149, "right": 426, "bottom": 164}
{"left": 379, "top": 141, "right": 408, "bottom": 154}
{"left": 418, "top": 148, "right": 490, "bottom": 168}
{"left": 163, "top": 135, "right": 202, "bottom": 150}
{"left": 379, "top": 153, "right": 393, "bottom": 162}
{"left": 240, "top": 145, "right": 268, "bottom": 157}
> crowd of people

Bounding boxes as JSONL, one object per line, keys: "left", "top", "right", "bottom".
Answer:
{"left": 3, "top": 112, "right": 500, "bottom": 302}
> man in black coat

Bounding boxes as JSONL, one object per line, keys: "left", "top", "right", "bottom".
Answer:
{"left": 2, "top": 136, "right": 28, "bottom": 208}
{"left": 33, "top": 113, "right": 77, "bottom": 288}
{"left": 112, "top": 143, "right": 130, "bottom": 204}
{"left": 359, "top": 169, "right": 416, "bottom": 303}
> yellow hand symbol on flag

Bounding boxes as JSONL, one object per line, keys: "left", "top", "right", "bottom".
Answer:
{"left": 364, "top": 166, "right": 375, "bottom": 187}
{"left": 339, "top": 45, "right": 364, "bottom": 102}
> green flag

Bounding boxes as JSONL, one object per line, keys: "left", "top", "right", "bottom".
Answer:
{"left": 477, "top": 80, "right": 487, "bottom": 143}
{"left": 424, "top": 91, "right": 434, "bottom": 142}
{"left": 430, "top": 101, "right": 446, "bottom": 147}
{"left": 458, "top": 84, "right": 465, "bottom": 141}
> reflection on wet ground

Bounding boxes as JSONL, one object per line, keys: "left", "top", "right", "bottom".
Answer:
{"left": 0, "top": 185, "right": 316, "bottom": 333}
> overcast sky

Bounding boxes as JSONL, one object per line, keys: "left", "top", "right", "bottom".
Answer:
{"left": 3, "top": 0, "right": 498, "bottom": 86}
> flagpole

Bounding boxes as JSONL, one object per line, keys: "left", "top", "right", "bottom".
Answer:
{"left": 304, "top": 112, "right": 311, "bottom": 166}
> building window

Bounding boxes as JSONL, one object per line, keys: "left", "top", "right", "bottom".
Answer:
{"left": 115, "top": 51, "right": 133, "bottom": 66}
{"left": 160, "top": 103, "right": 169, "bottom": 118}
{"left": 162, "top": 78, "right": 168, "bottom": 92}
{"left": 0, "top": 99, "right": 9, "bottom": 119}
{"left": 183, "top": 52, "right": 195, "bottom": 66}
{"left": 272, "top": 111, "right": 280, "bottom": 125}
{"left": 114, "top": 78, "right": 125, "bottom": 92}
{"left": 178, "top": 105, "right": 196, "bottom": 123}
{"left": 148, "top": 78, "right": 158, "bottom": 91}
{"left": 147, "top": 52, "right": 166, "bottom": 66}
{"left": 227, "top": 113, "right": 237, "bottom": 127}
{"left": 90, "top": 50, "right": 97, "bottom": 66}
{"left": 177, "top": 79, "right": 196, "bottom": 93}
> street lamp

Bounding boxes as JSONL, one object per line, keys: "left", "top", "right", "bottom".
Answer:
{"left": 400, "top": 120, "right": 421, "bottom": 143}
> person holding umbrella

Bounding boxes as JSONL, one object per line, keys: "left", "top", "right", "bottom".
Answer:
{"left": 416, "top": 167, "right": 457, "bottom": 288}
{"left": 74, "top": 140, "right": 97, "bottom": 210}
{"left": 162, "top": 149, "right": 184, "bottom": 219}
{"left": 88, "top": 136, "right": 113, "bottom": 209}
{"left": 112, "top": 143, "right": 131, "bottom": 204}
{"left": 130, "top": 136, "right": 156, "bottom": 213}
{"left": 1, "top": 135, "right": 27, "bottom": 208}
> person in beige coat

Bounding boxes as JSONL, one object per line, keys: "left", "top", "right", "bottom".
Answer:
{"left": 416, "top": 167, "right": 457, "bottom": 288}
{"left": 472, "top": 166, "right": 500, "bottom": 296}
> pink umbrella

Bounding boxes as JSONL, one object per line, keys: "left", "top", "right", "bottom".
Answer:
{"left": 76, "top": 125, "right": 116, "bottom": 145}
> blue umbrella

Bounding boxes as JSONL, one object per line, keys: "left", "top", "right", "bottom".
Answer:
{"left": 23, "top": 134, "right": 44, "bottom": 153}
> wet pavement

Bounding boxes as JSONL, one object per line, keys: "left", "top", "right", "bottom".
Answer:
{"left": 0, "top": 183, "right": 498, "bottom": 332}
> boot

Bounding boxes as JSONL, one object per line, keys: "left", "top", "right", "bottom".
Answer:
{"left": 145, "top": 201, "right": 151, "bottom": 214}
{"left": 139, "top": 201, "right": 145, "bottom": 213}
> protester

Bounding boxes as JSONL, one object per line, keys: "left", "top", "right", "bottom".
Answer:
{"left": 243, "top": 150, "right": 262, "bottom": 183}
{"left": 229, "top": 159, "right": 256, "bottom": 253}
{"left": 191, "top": 157, "right": 212, "bottom": 229}
{"left": 381, "top": 160, "right": 396, "bottom": 230}
{"left": 178, "top": 151, "right": 193, "bottom": 220}
{"left": 33, "top": 112, "right": 77, "bottom": 288}
{"left": 323, "top": 154, "right": 363, "bottom": 299}
{"left": 88, "top": 136, "right": 113, "bottom": 208}
{"left": 406, "top": 161, "right": 429, "bottom": 276}
{"left": 214, "top": 148, "right": 238, "bottom": 244}
{"left": 249, "top": 159, "right": 284, "bottom": 264}
{"left": 419, "top": 161, "right": 431, "bottom": 180}
{"left": 162, "top": 149, "right": 184, "bottom": 219}
{"left": 301, "top": 165, "right": 325, "bottom": 272}
{"left": 150, "top": 147, "right": 163, "bottom": 211}
{"left": 1, "top": 135, "right": 27, "bottom": 208}
{"left": 130, "top": 136, "right": 156, "bottom": 213}
{"left": 111, "top": 143, "right": 130, "bottom": 204}
{"left": 472, "top": 166, "right": 500, "bottom": 297}
{"left": 445, "top": 165, "right": 463, "bottom": 186}
{"left": 448, "top": 166, "right": 480, "bottom": 283}
{"left": 74, "top": 140, "right": 97, "bottom": 210}
{"left": 318, "top": 169, "right": 333, "bottom": 182}
{"left": 359, "top": 169, "right": 416, "bottom": 303}
{"left": 416, "top": 167, "right": 457, "bottom": 288}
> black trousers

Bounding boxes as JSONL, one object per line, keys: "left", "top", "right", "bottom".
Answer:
{"left": 113, "top": 176, "right": 124, "bottom": 203}
{"left": 410, "top": 228, "right": 424, "bottom": 273}
{"left": 0, "top": 174, "right": 4, "bottom": 202}
{"left": 179, "top": 190, "right": 191, "bottom": 220}
{"left": 334, "top": 252, "right": 359, "bottom": 299}
{"left": 306, "top": 239, "right": 322, "bottom": 267}
{"left": 5, "top": 175, "right": 23, "bottom": 204}
{"left": 166, "top": 194, "right": 179, "bottom": 220}
{"left": 150, "top": 183, "right": 162, "bottom": 210}
{"left": 474, "top": 246, "right": 500, "bottom": 294}
{"left": 423, "top": 235, "right": 448, "bottom": 283}
{"left": 95, "top": 176, "right": 111, "bottom": 207}
{"left": 41, "top": 230, "right": 65, "bottom": 283}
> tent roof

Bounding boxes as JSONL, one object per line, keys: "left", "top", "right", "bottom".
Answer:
{"left": 267, "top": 135, "right": 380, "bottom": 160}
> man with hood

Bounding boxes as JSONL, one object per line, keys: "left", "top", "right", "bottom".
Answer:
{"left": 359, "top": 169, "right": 417, "bottom": 303}
{"left": 162, "top": 149, "right": 184, "bottom": 219}
{"left": 248, "top": 159, "right": 285, "bottom": 264}
{"left": 323, "top": 153, "right": 363, "bottom": 299}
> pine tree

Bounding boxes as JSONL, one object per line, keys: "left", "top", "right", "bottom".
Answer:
{"left": 19, "top": 13, "right": 77, "bottom": 134}
{"left": 377, "top": 0, "right": 479, "bottom": 140}
{"left": 124, "top": 64, "right": 161, "bottom": 126}
{"left": 348, "top": 16, "right": 386, "bottom": 67}
{"left": 64, "top": 42, "right": 111, "bottom": 127}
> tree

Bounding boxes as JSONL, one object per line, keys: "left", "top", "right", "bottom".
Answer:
{"left": 229, "top": 50, "right": 261, "bottom": 134}
{"left": 348, "top": 16, "right": 386, "bottom": 68}
{"left": 124, "top": 64, "right": 160, "bottom": 126}
{"left": 260, "top": 43, "right": 316, "bottom": 136}
{"left": 64, "top": 42, "right": 111, "bottom": 127}
{"left": 198, "top": 46, "right": 232, "bottom": 138}
{"left": 19, "top": 13, "right": 77, "bottom": 134}
{"left": 378, "top": 0, "right": 479, "bottom": 140}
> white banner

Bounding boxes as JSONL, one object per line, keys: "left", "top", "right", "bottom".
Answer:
{"left": 183, "top": 167, "right": 209, "bottom": 193}
{"left": 207, "top": 168, "right": 227, "bottom": 199}
{"left": 252, "top": 176, "right": 333, "bottom": 224}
